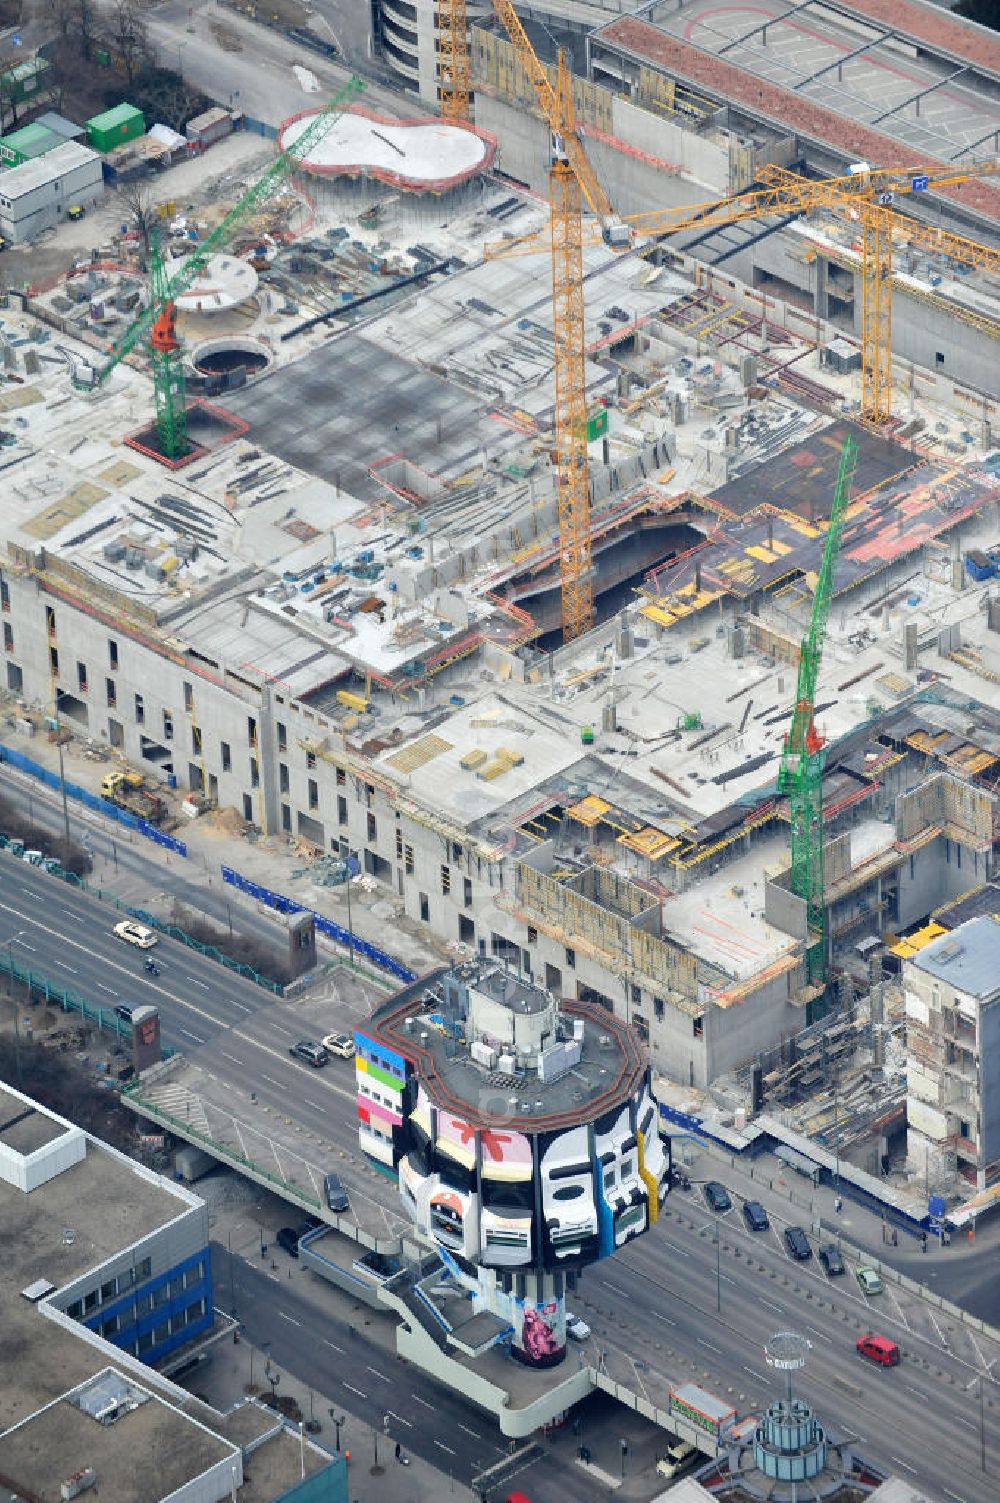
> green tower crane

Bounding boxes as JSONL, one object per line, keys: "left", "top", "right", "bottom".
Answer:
{"left": 84, "top": 74, "right": 364, "bottom": 460}
{"left": 777, "top": 434, "right": 858, "bottom": 988}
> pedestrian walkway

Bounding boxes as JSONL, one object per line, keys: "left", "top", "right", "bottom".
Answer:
{"left": 0, "top": 733, "right": 449, "bottom": 985}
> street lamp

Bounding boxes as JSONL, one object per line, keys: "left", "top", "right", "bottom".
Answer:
{"left": 328, "top": 1410, "right": 345, "bottom": 1451}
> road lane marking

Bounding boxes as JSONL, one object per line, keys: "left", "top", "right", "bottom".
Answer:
{"left": 278, "top": 1312, "right": 301, "bottom": 1327}
{"left": 386, "top": 1410, "right": 412, "bottom": 1428}
{"left": 698, "top": 1338, "right": 722, "bottom": 1354}
{"left": 651, "top": 1310, "right": 675, "bottom": 1326}
{"left": 943, "top": 1489, "right": 967, "bottom": 1503}
{"left": 55, "top": 960, "right": 77, "bottom": 973}
{"left": 759, "top": 1298, "right": 781, "bottom": 1313}
{"left": 411, "top": 1395, "right": 435, "bottom": 1410}
{"left": 602, "top": 1280, "right": 628, "bottom": 1296}
{"left": 366, "top": 1366, "right": 390, "bottom": 1381}
{"left": 806, "top": 1325, "right": 831, "bottom": 1344}
{"left": 187, "top": 977, "right": 210, "bottom": 990}
{"left": 743, "top": 1366, "right": 766, "bottom": 1381}
{"left": 322, "top": 1339, "right": 345, "bottom": 1354}
{"left": 343, "top": 1382, "right": 367, "bottom": 1398}
{"left": 302, "top": 1098, "right": 327, "bottom": 1113}
{"left": 260, "top": 1074, "right": 284, "bottom": 1088}
{"left": 220, "top": 1051, "right": 244, "bottom": 1066}
{"left": 435, "top": 1441, "right": 457, "bottom": 1456}
{"left": 0, "top": 895, "right": 251, "bottom": 1028}
{"left": 178, "top": 1027, "right": 206, "bottom": 1043}
{"left": 890, "top": 1457, "right": 918, "bottom": 1475}
{"left": 903, "top": 1384, "right": 924, "bottom": 1398}
{"left": 459, "top": 1424, "right": 481, "bottom": 1439}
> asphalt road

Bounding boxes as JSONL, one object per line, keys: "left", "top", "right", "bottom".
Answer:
{"left": 0, "top": 762, "right": 291, "bottom": 971}
{"left": 5, "top": 787, "right": 999, "bottom": 1495}
{"left": 0, "top": 847, "right": 273, "bottom": 1049}
{"left": 147, "top": 0, "right": 411, "bottom": 126}
{"left": 222, "top": 1242, "right": 613, "bottom": 1503}
{"left": 585, "top": 1193, "right": 1000, "bottom": 1503}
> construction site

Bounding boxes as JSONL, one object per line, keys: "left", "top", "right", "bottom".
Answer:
{"left": 2, "top": 0, "right": 1000, "bottom": 1224}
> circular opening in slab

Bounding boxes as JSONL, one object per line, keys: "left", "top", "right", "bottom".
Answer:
{"left": 191, "top": 337, "right": 272, "bottom": 378}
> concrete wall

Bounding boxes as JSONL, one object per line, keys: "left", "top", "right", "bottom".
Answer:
{"left": 896, "top": 834, "right": 990, "bottom": 930}
{"left": 477, "top": 91, "right": 728, "bottom": 209}
{"left": 981, "top": 998, "right": 1000, "bottom": 1174}
{"left": 764, "top": 877, "right": 807, "bottom": 942}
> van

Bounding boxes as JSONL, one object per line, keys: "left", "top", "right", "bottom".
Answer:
{"left": 655, "top": 1440, "right": 697, "bottom": 1479}
{"left": 856, "top": 1333, "right": 900, "bottom": 1366}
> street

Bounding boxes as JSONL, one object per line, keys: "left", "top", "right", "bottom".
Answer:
{"left": 4, "top": 787, "right": 1000, "bottom": 1497}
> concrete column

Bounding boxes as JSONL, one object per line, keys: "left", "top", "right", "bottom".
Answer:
{"left": 813, "top": 256, "right": 831, "bottom": 321}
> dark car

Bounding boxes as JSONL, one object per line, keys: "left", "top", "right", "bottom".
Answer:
{"left": 784, "top": 1225, "right": 812, "bottom": 1260}
{"left": 276, "top": 1227, "right": 300, "bottom": 1258}
{"left": 114, "top": 1001, "right": 136, "bottom": 1024}
{"left": 289, "top": 1040, "right": 328, "bottom": 1067}
{"left": 819, "top": 1243, "right": 845, "bottom": 1276}
{"left": 742, "top": 1199, "right": 770, "bottom": 1232}
{"left": 324, "top": 1173, "right": 350, "bottom": 1213}
{"left": 703, "top": 1181, "right": 732, "bottom": 1213}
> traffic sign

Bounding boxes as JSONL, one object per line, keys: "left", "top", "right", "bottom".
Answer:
{"left": 912, "top": 174, "right": 929, "bottom": 192}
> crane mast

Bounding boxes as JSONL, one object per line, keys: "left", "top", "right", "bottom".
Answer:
{"left": 439, "top": 0, "right": 471, "bottom": 121}
{"left": 777, "top": 435, "right": 858, "bottom": 986}
{"left": 90, "top": 75, "right": 364, "bottom": 460}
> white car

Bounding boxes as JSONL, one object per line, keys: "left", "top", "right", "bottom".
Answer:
{"left": 114, "top": 919, "right": 157, "bottom": 950}
{"left": 322, "top": 1033, "right": 356, "bottom": 1059}
{"left": 566, "top": 1312, "right": 591, "bottom": 1342}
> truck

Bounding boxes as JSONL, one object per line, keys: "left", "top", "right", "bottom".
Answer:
{"left": 101, "top": 770, "right": 167, "bottom": 825}
{"left": 668, "top": 1382, "right": 737, "bottom": 1445}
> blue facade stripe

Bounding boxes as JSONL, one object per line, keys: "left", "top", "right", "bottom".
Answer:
{"left": 82, "top": 1247, "right": 213, "bottom": 1366}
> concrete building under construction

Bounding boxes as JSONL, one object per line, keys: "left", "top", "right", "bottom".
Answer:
{"left": 3, "top": 20, "right": 1000, "bottom": 1212}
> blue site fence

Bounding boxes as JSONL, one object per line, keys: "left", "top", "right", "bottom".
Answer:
{"left": 221, "top": 865, "right": 416, "bottom": 983}
{"left": 0, "top": 743, "right": 187, "bottom": 857}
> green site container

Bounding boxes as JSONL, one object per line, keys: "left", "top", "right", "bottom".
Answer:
{"left": 586, "top": 404, "right": 609, "bottom": 442}
{"left": 94, "top": 48, "right": 112, "bottom": 67}
{"left": 0, "top": 121, "right": 59, "bottom": 166}
{"left": 0, "top": 57, "right": 51, "bottom": 109}
{"left": 85, "top": 102, "right": 144, "bottom": 153}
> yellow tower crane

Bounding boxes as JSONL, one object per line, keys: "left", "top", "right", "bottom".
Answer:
{"left": 489, "top": 157, "right": 1000, "bottom": 426}
{"left": 489, "top": 2, "right": 625, "bottom": 641}
{"left": 439, "top": 0, "right": 471, "bottom": 122}
{"left": 625, "top": 160, "right": 1000, "bottom": 426}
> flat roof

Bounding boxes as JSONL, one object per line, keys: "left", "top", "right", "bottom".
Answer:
{"left": 368, "top": 963, "right": 648, "bottom": 1131}
{"left": 593, "top": 16, "right": 1000, "bottom": 227}
{"left": 0, "top": 1379, "right": 235, "bottom": 1503}
{"left": 910, "top": 915, "right": 1000, "bottom": 1000}
{"left": 279, "top": 106, "right": 495, "bottom": 192}
{"left": 0, "top": 1085, "right": 69, "bottom": 1153}
{"left": 86, "top": 102, "right": 143, "bottom": 129}
{"left": 0, "top": 1105, "right": 192, "bottom": 1434}
{"left": 0, "top": 139, "right": 99, "bottom": 199}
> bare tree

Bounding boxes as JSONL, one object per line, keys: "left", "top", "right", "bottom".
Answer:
{"left": 75, "top": 0, "right": 99, "bottom": 60}
{"left": 118, "top": 179, "right": 156, "bottom": 264}
{"left": 105, "top": 0, "right": 150, "bottom": 85}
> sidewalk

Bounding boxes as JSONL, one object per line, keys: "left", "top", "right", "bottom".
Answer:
{"left": 0, "top": 726, "right": 449, "bottom": 984}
